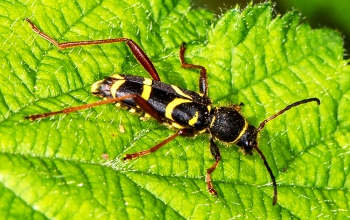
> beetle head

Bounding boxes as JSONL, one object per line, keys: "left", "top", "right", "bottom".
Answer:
{"left": 236, "top": 125, "right": 258, "bottom": 155}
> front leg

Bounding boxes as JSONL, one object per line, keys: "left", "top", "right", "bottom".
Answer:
{"left": 206, "top": 137, "right": 221, "bottom": 196}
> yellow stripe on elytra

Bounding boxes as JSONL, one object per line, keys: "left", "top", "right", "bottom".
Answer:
{"left": 171, "top": 122, "right": 186, "bottom": 129}
{"left": 233, "top": 119, "right": 248, "bottom": 143}
{"left": 165, "top": 98, "right": 192, "bottom": 121}
{"left": 111, "top": 79, "right": 126, "bottom": 98}
{"left": 91, "top": 80, "right": 103, "bottom": 93}
{"left": 171, "top": 85, "right": 193, "bottom": 100}
{"left": 141, "top": 78, "right": 152, "bottom": 100}
{"left": 111, "top": 74, "right": 124, "bottom": 79}
{"left": 188, "top": 111, "right": 198, "bottom": 126}
{"left": 143, "top": 78, "right": 152, "bottom": 86}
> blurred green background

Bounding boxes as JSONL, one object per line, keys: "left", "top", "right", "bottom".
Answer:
{"left": 193, "top": 0, "right": 350, "bottom": 57}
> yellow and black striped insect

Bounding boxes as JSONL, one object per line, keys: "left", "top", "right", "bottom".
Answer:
{"left": 25, "top": 18, "right": 320, "bottom": 205}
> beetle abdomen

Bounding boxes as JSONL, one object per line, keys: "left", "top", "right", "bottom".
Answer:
{"left": 92, "top": 74, "right": 211, "bottom": 129}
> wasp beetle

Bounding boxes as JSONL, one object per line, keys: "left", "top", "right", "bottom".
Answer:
{"left": 25, "top": 18, "right": 320, "bottom": 205}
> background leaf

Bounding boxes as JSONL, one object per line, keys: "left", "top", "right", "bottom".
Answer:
{"left": 1, "top": 0, "right": 349, "bottom": 219}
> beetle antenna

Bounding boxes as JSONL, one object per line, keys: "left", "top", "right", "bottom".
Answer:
{"left": 253, "top": 144, "right": 277, "bottom": 205}
{"left": 254, "top": 97, "right": 320, "bottom": 205}
{"left": 256, "top": 98, "right": 320, "bottom": 133}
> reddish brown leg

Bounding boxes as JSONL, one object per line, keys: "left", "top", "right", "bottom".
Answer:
{"left": 25, "top": 18, "right": 160, "bottom": 81}
{"left": 26, "top": 94, "right": 163, "bottom": 123}
{"left": 123, "top": 129, "right": 194, "bottom": 160}
{"left": 179, "top": 42, "right": 208, "bottom": 96}
{"left": 206, "top": 138, "right": 221, "bottom": 196}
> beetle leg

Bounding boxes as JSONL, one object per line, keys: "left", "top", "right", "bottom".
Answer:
{"left": 179, "top": 42, "right": 208, "bottom": 96}
{"left": 25, "top": 18, "right": 160, "bottom": 81}
{"left": 206, "top": 137, "right": 221, "bottom": 196}
{"left": 123, "top": 128, "right": 194, "bottom": 160}
{"left": 26, "top": 94, "right": 163, "bottom": 122}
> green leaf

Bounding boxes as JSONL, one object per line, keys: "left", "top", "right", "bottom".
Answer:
{"left": 278, "top": 0, "right": 350, "bottom": 51}
{"left": 1, "top": 0, "right": 349, "bottom": 219}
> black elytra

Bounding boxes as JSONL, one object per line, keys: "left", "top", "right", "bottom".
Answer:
{"left": 25, "top": 18, "right": 320, "bottom": 206}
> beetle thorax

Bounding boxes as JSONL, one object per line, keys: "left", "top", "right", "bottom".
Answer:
{"left": 209, "top": 107, "right": 248, "bottom": 143}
